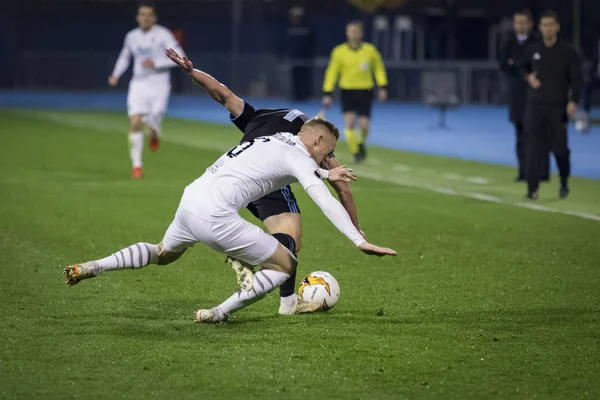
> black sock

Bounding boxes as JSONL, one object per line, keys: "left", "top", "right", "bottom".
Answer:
{"left": 279, "top": 269, "right": 297, "bottom": 298}
{"left": 272, "top": 233, "right": 297, "bottom": 298}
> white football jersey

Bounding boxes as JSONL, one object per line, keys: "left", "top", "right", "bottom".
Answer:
{"left": 181, "top": 132, "right": 323, "bottom": 220}
{"left": 112, "top": 24, "right": 184, "bottom": 84}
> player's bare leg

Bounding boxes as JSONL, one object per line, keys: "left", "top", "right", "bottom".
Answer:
{"left": 64, "top": 242, "right": 185, "bottom": 285}
{"left": 357, "top": 116, "right": 370, "bottom": 162}
{"left": 129, "top": 114, "right": 144, "bottom": 179}
{"left": 196, "top": 244, "right": 301, "bottom": 323}
{"left": 343, "top": 112, "right": 361, "bottom": 163}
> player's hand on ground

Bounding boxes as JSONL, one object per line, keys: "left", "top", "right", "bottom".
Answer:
{"left": 358, "top": 242, "right": 396, "bottom": 257}
{"left": 143, "top": 59, "right": 155, "bottom": 69}
{"left": 566, "top": 101, "right": 577, "bottom": 117}
{"left": 108, "top": 76, "right": 119, "bottom": 87}
{"left": 166, "top": 48, "right": 193, "bottom": 73}
{"left": 378, "top": 88, "right": 388, "bottom": 102}
{"left": 527, "top": 72, "right": 541, "bottom": 89}
{"left": 328, "top": 165, "right": 357, "bottom": 183}
{"left": 322, "top": 95, "right": 333, "bottom": 108}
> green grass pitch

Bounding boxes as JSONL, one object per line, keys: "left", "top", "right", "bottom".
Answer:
{"left": 1, "top": 109, "right": 599, "bottom": 399}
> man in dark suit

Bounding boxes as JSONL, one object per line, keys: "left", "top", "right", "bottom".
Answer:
{"left": 500, "top": 9, "right": 550, "bottom": 182}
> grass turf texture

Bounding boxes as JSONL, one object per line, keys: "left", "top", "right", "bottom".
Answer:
{"left": 1, "top": 109, "right": 599, "bottom": 399}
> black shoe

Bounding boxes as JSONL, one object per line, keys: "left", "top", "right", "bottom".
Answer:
{"left": 541, "top": 175, "right": 550, "bottom": 182}
{"left": 525, "top": 191, "right": 539, "bottom": 200}
{"left": 514, "top": 175, "right": 525, "bottom": 182}
{"left": 559, "top": 185, "right": 570, "bottom": 199}
{"left": 353, "top": 153, "right": 363, "bottom": 164}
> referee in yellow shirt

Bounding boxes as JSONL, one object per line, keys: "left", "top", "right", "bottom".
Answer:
{"left": 322, "top": 21, "right": 388, "bottom": 163}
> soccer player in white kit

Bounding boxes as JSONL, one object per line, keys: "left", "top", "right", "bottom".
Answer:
{"left": 108, "top": 1, "right": 184, "bottom": 179}
{"left": 63, "top": 118, "right": 396, "bottom": 323}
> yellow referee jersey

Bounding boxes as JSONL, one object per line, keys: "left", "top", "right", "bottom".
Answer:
{"left": 322, "top": 42, "right": 388, "bottom": 93}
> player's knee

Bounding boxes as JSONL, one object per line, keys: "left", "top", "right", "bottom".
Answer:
{"left": 156, "top": 243, "right": 184, "bottom": 265}
{"left": 130, "top": 116, "right": 143, "bottom": 132}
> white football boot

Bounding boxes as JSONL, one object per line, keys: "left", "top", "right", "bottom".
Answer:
{"left": 195, "top": 307, "right": 228, "bottom": 324}
{"left": 279, "top": 294, "right": 321, "bottom": 315}
{"left": 226, "top": 257, "right": 254, "bottom": 291}
{"left": 63, "top": 262, "right": 96, "bottom": 286}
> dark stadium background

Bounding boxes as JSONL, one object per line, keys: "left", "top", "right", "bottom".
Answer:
{"left": 2, "top": 0, "right": 599, "bottom": 105}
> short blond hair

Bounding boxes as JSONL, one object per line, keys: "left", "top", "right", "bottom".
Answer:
{"left": 303, "top": 117, "right": 340, "bottom": 140}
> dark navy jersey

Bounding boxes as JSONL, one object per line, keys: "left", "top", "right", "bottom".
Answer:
{"left": 231, "top": 103, "right": 308, "bottom": 142}
{"left": 230, "top": 102, "right": 335, "bottom": 161}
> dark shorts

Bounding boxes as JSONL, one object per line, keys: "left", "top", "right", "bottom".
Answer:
{"left": 246, "top": 185, "right": 300, "bottom": 222}
{"left": 340, "top": 89, "right": 373, "bottom": 117}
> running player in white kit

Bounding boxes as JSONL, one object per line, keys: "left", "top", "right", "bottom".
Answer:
{"left": 108, "top": 1, "right": 184, "bottom": 179}
{"left": 63, "top": 118, "right": 396, "bottom": 323}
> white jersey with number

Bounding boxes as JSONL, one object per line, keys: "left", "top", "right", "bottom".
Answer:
{"left": 182, "top": 133, "right": 317, "bottom": 218}
{"left": 180, "top": 132, "right": 365, "bottom": 246}
{"left": 111, "top": 24, "right": 183, "bottom": 85}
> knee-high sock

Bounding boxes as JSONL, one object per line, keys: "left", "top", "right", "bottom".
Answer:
{"left": 270, "top": 233, "right": 297, "bottom": 298}
{"left": 217, "top": 269, "right": 290, "bottom": 316}
{"left": 129, "top": 132, "right": 143, "bottom": 168}
{"left": 344, "top": 129, "right": 360, "bottom": 154}
{"left": 88, "top": 243, "right": 159, "bottom": 276}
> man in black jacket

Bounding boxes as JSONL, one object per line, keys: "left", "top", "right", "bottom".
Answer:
{"left": 521, "top": 10, "right": 582, "bottom": 200}
{"left": 500, "top": 9, "right": 549, "bottom": 182}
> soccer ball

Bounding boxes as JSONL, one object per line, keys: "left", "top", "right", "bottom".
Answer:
{"left": 298, "top": 271, "right": 340, "bottom": 311}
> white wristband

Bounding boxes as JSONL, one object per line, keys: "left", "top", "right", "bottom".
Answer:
{"left": 316, "top": 168, "right": 330, "bottom": 180}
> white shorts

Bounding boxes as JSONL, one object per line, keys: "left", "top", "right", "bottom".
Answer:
{"left": 161, "top": 207, "right": 279, "bottom": 266}
{"left": 127, "top": 81, "right": 171, "bottom": 117}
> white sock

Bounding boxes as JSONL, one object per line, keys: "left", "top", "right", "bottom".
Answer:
{"left": 217, "top": 269, "right": 290, "bottom": 316}
{"left": 280, "top": 294, "right": 296, "bottom": 306}
{"left": 129, "top": 131, "right": 143, "bottom": 168}
{"left": 89, "top": 243, "right": 159, "bottom": 276}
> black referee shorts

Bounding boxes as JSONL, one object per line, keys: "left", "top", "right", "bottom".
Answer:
{"left": 340, "top": 89, "right": 373, "bottom": 117}
{"left": 246, "top": 185, "right": 301, "bottom": 222}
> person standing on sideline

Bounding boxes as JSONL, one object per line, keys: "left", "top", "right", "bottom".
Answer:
{"left": 575, "top": 34, "right": 600, "bottom": 132}
{"left": 520, "top": 10, "right": 582, "bottom": 200}
{"left": 286, "top": 7, "right": 315, "bottom": 102}
{"left": 500, "top": 9, "right": 549, "bottom": 182}
{"left": 322, "top": 21, "right": 388, "bottom": 164}
{"left": 108, "top": 1, "right": 185, "bottom": 179}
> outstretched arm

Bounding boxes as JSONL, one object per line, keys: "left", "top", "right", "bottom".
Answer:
{"left": 292, "top": 157, "right": 394, "bottom": 257}
{"left": 166, "top": 48, "right": 244, "bottom": 116}
{"left": 306, "top": 184, "right": 395, "bottom": 257}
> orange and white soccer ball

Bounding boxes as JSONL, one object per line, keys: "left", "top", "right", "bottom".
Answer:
{"left": 298, "top": 271, "right": 340, "bottom": 311}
